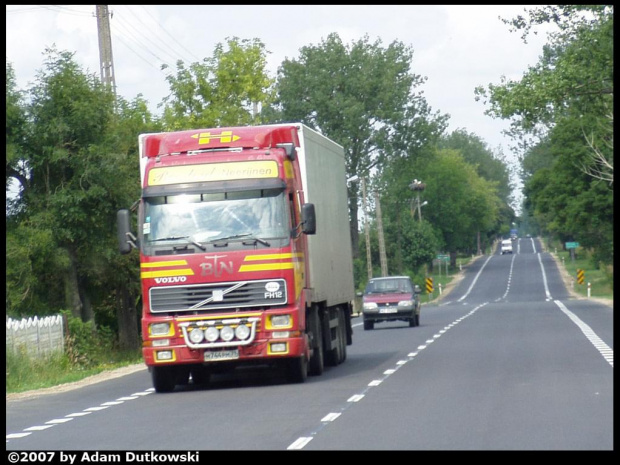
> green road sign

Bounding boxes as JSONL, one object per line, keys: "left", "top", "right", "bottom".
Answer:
{"left": 565, "top": 242, "right": 580, "bottom": 249}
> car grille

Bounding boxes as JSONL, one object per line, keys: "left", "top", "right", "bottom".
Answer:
{"left": 149, "top": 279, "right": 287, "bottom": 313}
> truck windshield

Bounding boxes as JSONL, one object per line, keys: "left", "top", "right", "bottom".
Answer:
{"left": 142, "top": 188, "right": 289, "bottom": 246}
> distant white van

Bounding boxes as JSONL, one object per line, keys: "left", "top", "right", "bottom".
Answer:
{"left": 501, "top": 239, "right": 513, "bottom": 255}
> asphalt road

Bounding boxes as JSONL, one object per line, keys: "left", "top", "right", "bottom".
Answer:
{"left": 6, "top": 238, "right": 613, "bottom": 451}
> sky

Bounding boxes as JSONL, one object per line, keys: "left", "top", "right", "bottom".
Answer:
{"left": 6, "top": 4, "right": 555, "bottom": 209}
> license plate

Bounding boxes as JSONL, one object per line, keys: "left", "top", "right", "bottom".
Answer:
{"left": 204, "top": 349, "right": 239, "bottom": 361}
{"left": 379, "top": 308, "right": 397, "bottom": 314}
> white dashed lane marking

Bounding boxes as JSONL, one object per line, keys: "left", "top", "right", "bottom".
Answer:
{"left": 6, "top": 389, "right": 153, "bottom": 443}
{"left": 287, "top": 302, "right": 489, "bottom": 450}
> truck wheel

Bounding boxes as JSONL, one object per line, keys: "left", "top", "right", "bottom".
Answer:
{"left": 338, "top": 309, "right": 347, "bottom": 363}
{"left": 286, "top": 356, "right": 308, "bottom": 383}
{"left": 191, "top": 367, "right": 211, "bottom": 386}
{"left": 151, "top": 366, "right": 177, "bottom": 393}
{"left": 364, "top": 319, "right": 374, "bottom": 330}
{"left": 177, "top": 366, "right": 191, "bottom": 385}
{"left": 308, "top": 307, "right": 324, "bottom": 376}
{"left": 325, "top": 308, "right": 343, "bottom": 366}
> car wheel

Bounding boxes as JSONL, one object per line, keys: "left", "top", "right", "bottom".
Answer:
{"left": 363, "top": 319, "right": 374, "bottom": 330}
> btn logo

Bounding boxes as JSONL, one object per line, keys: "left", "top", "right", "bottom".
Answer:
{"left": 264, "top": 281, "right": 282, "bottom": 299}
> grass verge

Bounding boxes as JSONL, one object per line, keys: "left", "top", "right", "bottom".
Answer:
{"left": 6, "top": 348, "right": 142, "bottom": 395}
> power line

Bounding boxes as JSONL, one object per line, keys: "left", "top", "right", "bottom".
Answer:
{"left": 123, "top": 5, "right": 199, "bottom": 64}
{"left": 111, "top": 13, "right": 177, "bottom": 70}
{"left": 38, "top": 5, "right": 92, "bottom": 16}
{"left": 138, "top": 5, "right": 202, "bottom": 63}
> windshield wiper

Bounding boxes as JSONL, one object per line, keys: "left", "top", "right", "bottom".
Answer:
{"left": 149, "top": 235, "right": 206, "bottom": 251}
{"left": 242, "top": 236, "right": 271, "bottom": 247}
{"left": 209, "top": 233, "right": 271, "bottom": 247}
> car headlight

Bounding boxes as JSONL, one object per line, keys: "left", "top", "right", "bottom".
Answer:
{"left": 398, "top": 300, "right": 414, "bottom": 307}
{"left": 363, "top": 302, "right": 378, "bottom": 310}
{"left": 150, "top": 322, "right": 172, "bottom": 337}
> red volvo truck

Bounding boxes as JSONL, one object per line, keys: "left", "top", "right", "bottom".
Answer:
{"left": 117, "top": 123, "right": 355, "bottom": 392}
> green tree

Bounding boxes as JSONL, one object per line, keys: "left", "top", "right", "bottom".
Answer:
{"left": 160, "top": 37, "right": 275, "bottom": 129}
{"left": 6, "top": 62, "right": 27, "bottom": 200}
{"left": 6, "top": 48, "right": 157, "bottom": 350}
{"left": 272, "top": 33, "right": 447, "bottom": 255}
{"left": 419, "top": 149, "right": 500, "bottom": 261}
{"left": 438, "top": 129, "right": 513, "bottom": 206}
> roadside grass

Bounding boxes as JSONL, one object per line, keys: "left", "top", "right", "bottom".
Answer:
{"left": 423, "top": 252, "right": 480, "bottom": 304}
{"left": 6, "top": 346, "right": 142, "bottom": 395}
{"left": 424, "top": 238, "right": 613, "bottom": 303}
{"left": 546, "top": 240, "right": 614, "bottom": 301}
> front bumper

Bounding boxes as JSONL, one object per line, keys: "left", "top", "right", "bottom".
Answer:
{"left": 143, "top": 334, "right": 306, "bottom": 367}
{"left": 363, "top": 305, "right": 416, "bottom": 323}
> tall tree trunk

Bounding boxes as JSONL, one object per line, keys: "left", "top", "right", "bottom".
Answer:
{"left": 349, "top": 194, "right": 360, "bottom": 258}
{"left": 116, "top": 283, "right": 140, "bottom": 351}
{"left": 64, "top": 246, "right": 83, "bottom": 320}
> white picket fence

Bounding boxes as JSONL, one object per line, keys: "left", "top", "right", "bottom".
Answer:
{"left": 6, "top": 315, "right": 65, "bottom": 358}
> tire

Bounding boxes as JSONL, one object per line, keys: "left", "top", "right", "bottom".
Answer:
{"left": 308, "top": 307, "right": 324, "bottom": 376}
{"left": 151, "top": 366, "right": 177, "bottom": 393}
{"left": 286, "top": 355, "right": 308, "bottom": 383}
{"left": 409, "top": 317, "right": 416, "bottom": 327}
{"left": 338, "top": 309, "right": 347, "bottom": 363}
{"left": 364, "top": 319, "right": 374, "bottom": 330}
{"left": 191, "top": 367, "right": 211, "bottom": 386}
{"left": 325, "top": 308, "right": 343, "bottom": 367}
{"left": 177, "top": 366, "right": 191, "bottom": 385}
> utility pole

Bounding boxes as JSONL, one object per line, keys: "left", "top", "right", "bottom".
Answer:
{"left": 374, "top": 191, "right": 388, "bottom": 277}
{"left": 96, "top": 5, "right": 116, "bottom": 94}
{"left": 361, "top": 178, "right": 373, "bottom": 280}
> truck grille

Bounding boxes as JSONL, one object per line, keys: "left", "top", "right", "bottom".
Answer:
{"left": 149, "top": 279, "right": 287, "bottom": 313}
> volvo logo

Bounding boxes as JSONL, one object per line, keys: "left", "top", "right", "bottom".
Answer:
{"left": 265, "top": 282, "right": 280, "bottom": 292}
{"left": 155, "top": 276, "right": 187, "bottom": 284}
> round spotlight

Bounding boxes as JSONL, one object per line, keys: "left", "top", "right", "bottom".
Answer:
{"left": 204, "top": 326, "right": 219, "bottom": 342}
{"left": 189, "top": 327, "right": 204, "bottom": 344}
{"left": 220, "top": 326, "right": 235, "bottom": 342}
{"left": 235, "top": 324, "right": 251, "bottom": 340}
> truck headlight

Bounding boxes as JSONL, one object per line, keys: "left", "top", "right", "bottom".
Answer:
{"left": 398, "top": 300, "right": 414, "bottom": 307}
{"left": 363, "top": 302, "right": 378, "bottom": 310}
{"left": 235, "top": 324, "right": 251, "bottom": 340}
{"left": 220, "top": 326, "right": 235, "bottom": 342}
{"left": 150, "top": 322, "right": 172, "bottom": 336}
{"left": 270, "top": 314, "right": 291, "bottom": 328}
{"left": 189, "top": 327, "right": 204, "bottom": 344}
{"left": 204, "top": 326, "right": 219, "bottom": 342}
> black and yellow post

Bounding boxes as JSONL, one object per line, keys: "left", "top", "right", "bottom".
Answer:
{"left": 577, "top": 269, "right": 585, "bottom": 285}
{"left": 426, "top": 277, "right": 433, "bottom": 302}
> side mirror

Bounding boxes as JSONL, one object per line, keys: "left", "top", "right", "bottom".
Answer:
{"left": 301, "top": 203, "right": 316, "bottom": 235}
{"left": 356, "top": 291, "right": 363, "bottom": 297}
{"left": 117, "top": 209, "right": 137, "bottom": 254}
{"left": 414, "top": 285, "right": 422, "bottom": 294}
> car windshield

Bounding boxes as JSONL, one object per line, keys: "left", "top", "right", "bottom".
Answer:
{"left": 365, "top": 278, "right": 413, "bottom": 294}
